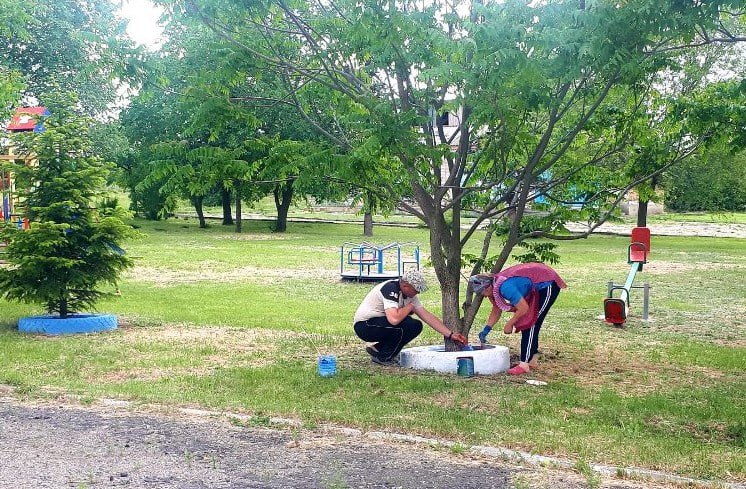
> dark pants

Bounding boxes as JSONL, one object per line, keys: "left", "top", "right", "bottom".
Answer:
{"left": 354, "top": 316, "right": 423, "bottom": 361}
{"left": 520, "top": 281, "right": 560, "bottom": 363}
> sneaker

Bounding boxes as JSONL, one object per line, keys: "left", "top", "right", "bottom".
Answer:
{"left": 507, "top": 364, "right": 530, "bottom": 376}
{"left": 371, "top": 356, "right": 400, "bottom": 367}
{"left": 365, "top": 346, "right": 379, "bottom": 357}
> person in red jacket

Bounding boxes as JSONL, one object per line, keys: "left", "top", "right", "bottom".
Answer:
{"left": 468, "top": 263, "right": 567, "bottom": 375}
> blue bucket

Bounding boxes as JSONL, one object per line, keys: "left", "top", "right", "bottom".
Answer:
{"left": 317, "top": 355, "right": 337, "bottom": 377}
{"left": 456, "top": 356, "right": 474, "bottom": 377}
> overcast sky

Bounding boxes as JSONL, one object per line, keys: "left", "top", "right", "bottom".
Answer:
{"left": 118, "top": 0, "right": 164, "bottom": 49}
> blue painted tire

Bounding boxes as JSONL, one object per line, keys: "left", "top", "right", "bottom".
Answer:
{"left": 18, "top": 314, "right": 118, "bottom": 335}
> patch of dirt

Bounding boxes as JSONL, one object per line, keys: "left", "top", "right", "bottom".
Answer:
{"left": 530, "top": 337, "right": 728, "bottom": 397}
{"left": 123, "top": 264, "right": 342, "bottom": 286}
{"left": 91, "top": 323, "right": 364, "bottom": 383}
{"left": 642, "top": 261, "right": 744, "bottom": 274}
{"left": 213, "top": 233, "right": 300, "bottom": 241}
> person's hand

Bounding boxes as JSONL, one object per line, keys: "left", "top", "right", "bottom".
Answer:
{"left": 450, "top": 332, "right": 468, "bottom": 346}
{"left": 503, "top": 323, "right": 513, "bottom": 334}
{"left": 477, "top": 325, "right": 492, "bottom": 344}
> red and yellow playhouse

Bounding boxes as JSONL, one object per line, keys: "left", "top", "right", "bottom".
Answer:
{"left": 1, "top": 106, "right": 49, "bottom": 228}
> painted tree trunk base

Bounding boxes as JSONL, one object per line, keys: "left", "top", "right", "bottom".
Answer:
{"left": 398, "top": 344, "right": 509, "bottom": 375}
{"left": 18, "top": 314, "right": 118, "bottom": 335}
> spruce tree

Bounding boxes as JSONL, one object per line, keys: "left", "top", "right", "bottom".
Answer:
{"left": 0, "top": 91, "right": 135, "bottom": 318}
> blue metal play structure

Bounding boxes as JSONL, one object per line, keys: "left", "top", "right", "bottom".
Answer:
{"left": 603, "top": 227, "right": 651, "bottom": 327}
{"left": 340, "top": 241, "right": 421, "bottom": 281}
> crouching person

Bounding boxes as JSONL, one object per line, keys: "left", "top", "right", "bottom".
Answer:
{"left": 353, "top": 269, "right": 466, "bottom": 366}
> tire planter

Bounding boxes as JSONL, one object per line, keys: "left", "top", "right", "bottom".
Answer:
{"left": 398, "top": 344, "right": 510, "bottom": 375}
{"left": 18, "top": 314, "right": 118, "bottom": 335}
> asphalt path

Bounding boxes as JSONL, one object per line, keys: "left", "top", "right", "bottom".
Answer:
{"left": 0, "top": 399, "right": 690, "bottom": 489}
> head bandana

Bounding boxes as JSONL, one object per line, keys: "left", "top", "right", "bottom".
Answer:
{"left": 401, "top": 269, "right": 428, "bottom": 293}
{"left": 468, "top": 275, "right": 493, "bottom": 294}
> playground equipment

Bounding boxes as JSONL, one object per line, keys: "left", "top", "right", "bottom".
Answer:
{"left": 603, "top": 227, "right": 651, "bottom": 327}
{"left": 340, "top": 241, "right": 420, "bottom": 281}
{"left": 1, "top": 107, "right": 47, "bottom": 226}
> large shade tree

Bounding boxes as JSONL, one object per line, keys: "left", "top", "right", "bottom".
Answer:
{"left": 158, "top": 0, "right": 745, "bottom": 341}
{"left": 0, "top": 0, "right": 145, "bottom": 116}
{"left": 122, "top": 12, "right": 344, "bottom": 232}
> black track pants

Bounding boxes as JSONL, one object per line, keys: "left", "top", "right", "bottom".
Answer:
{"left": 520, "top": 281, "right": 560, "bottom": 363}
{"left": 354, "top": 316, "right": 423, "bottom": 361}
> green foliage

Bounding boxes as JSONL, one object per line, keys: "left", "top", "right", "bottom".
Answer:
{"left": 0, "top": 0, "right": 145, "bottom": 116}
{"left": 125, "top": 156, "right": 172, "bottom": 220}
{"left": 138, "top": 142, "right": 254, "bottom": 221}
{"left": 0, "top": 67, "right": 23, "bottom": 121}
{"left": 511, "top": 241, "right": 560, "bottom": 265}
{"left": 462, "top": 240, "right": 559, "bottom": 272}
{"left": 146, "top": 0, "right": 745, "bottom": 334}
{"left": 665, "top": 149, "right": 746, "bottom": 212}
{"left": 675, "top": 79, "right": 746, "bottom": 150}
{"left": 0, "top": 92, "right": 137, "bottom": 318}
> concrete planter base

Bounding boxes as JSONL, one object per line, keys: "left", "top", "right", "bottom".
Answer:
{"left": 18, "top": 314, "right": 118, "bottom": 335}
{"left": 399, "top": 344, "right": 510, "bottom": 375}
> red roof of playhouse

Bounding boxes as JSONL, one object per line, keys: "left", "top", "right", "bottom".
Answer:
{"left": 8, "top": 107, "right": 50, "bottom": 132}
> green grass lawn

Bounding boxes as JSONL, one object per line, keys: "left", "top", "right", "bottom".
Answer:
{"left": 0, "top": 216, "right": 744, "bottom": 484}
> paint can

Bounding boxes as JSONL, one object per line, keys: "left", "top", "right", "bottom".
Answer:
{"left": 317, "top": 355, "right": 337, "bottom": 377}
{"left": 456, "top": 356, "right": 474, "bottom": 377}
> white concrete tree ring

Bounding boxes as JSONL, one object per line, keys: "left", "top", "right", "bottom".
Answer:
{"left": 398, "top": 344, "right": 510, "bottom": 375}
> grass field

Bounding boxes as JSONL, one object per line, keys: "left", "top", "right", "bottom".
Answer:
{"left": 0, "top": 215, "right": 744, "bottom": 485}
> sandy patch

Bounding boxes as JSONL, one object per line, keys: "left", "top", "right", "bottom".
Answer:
{"left": 533, "top": 336, "right": 735, "bottom": 396}
{"left": 641, "top": 261, "right": 744, "bottom": 274}
{"left": 123, "top": 265, "right": 342, "bottom": 286}
{"left": 213, "top": 234, "right": 300, "bottom": 241}
{"left": 117, "top": 323, "right": 358, "bottom": 354}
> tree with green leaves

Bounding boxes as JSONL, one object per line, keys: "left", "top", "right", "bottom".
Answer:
{"left": 0, "top": 0, "right": 28, "bottom": 119}
{"left": 123, "top": 11, "right": 349, "bottom": 233}
{"left": 664, "top": 78, "right": 746, "bottom": 211}
{"left": 665, "top": 148, "right": 746, "bottom": 212}
{"left": 139, "top": 142, "right": 253, "bottom": 229}
{"left": 618, "top": 42, "right": 746, "bottom": 226}
{"left": 0, "top": 91, "right": 136, "bottom": 318}
{"left": 0, "top": 0, "right": 145, "bottom": 116}
{"left": 156, "top": 0, "right": 745, "bottom": 343}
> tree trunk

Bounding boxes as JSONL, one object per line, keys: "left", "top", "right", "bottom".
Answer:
{"left": 193, "top": 196, "right": 206, "bottom": 228}
{"left": 221, "top": 188, "right": 234, "bottom": 226}
{"left": 420, "top": 193, "right": 466, "bottom": 351}
{"left": 235, "top": 180, "right": 242, "bottom": 233}
{"left": 637, "top": 175, "right": 658, "bottom": 228}
{"left": 363, "top": 211, "right": 373, "bottom": 236}
{"left": 273, "top": 179, "right": 294, "bottom": 233}
{"left": 637, "top": 200, "right": 649, "bottom": 227}
{"left": 59, "top": 296, "right": 68, "bottom": 319}
{"left": 434, "top": 226, "right": 467, "bottom": 352}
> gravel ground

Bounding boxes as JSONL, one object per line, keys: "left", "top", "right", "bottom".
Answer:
{"left": 564, "top": 221, "right": 746, "bottom": 238}
{"left": 0, "top": 398, "right": 694, "bottom": 489}
{"left": 186, "top": 213, "right": 746, "bottom": 239}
